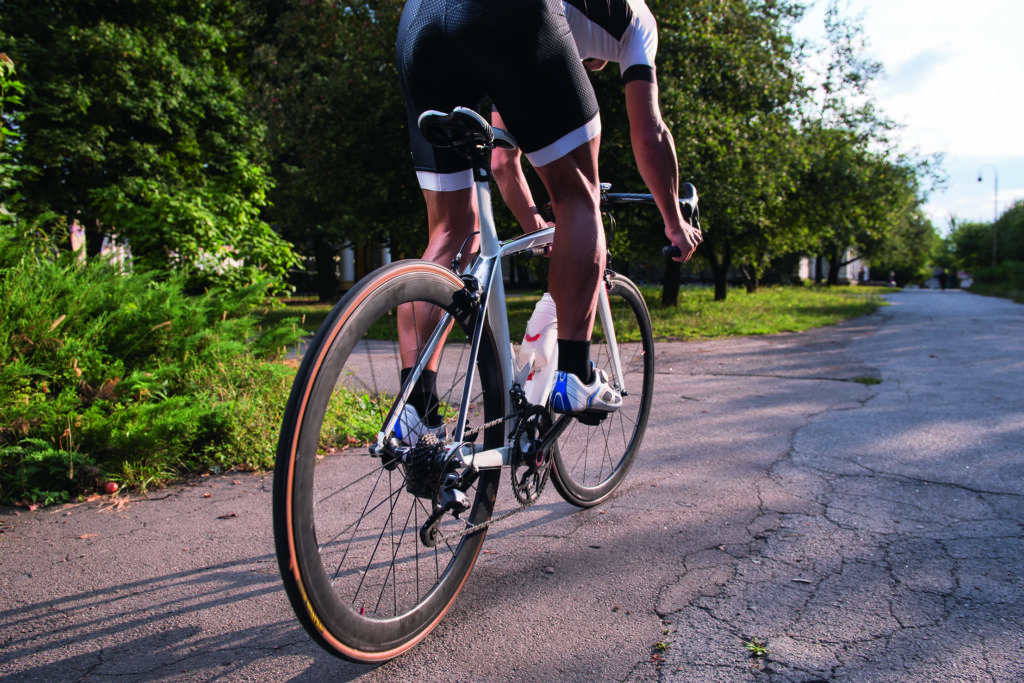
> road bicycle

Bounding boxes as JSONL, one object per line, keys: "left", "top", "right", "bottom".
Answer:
{"left": 273, "top": 107, "right": 695, "bottom": 662}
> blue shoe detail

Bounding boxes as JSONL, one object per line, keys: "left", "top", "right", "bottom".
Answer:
{"left": 551, "top": 372, "right": 570, "bottom": 413}
{"left": 549, "top": 363, "right": 622, "bottom": 415}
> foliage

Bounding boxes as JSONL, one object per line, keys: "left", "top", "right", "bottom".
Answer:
{"left": 0, "top": 0, "right": 297, "bottom": 289}
{"left": 0, "top": 52, "right": 27, "bottom": 223}
{"left": 994, "top": 201, "right": 1024, "bottom": 264}
{"left": 967, "top": 261, "right": 1024, "bottom": 304}
{"left": 0, "top": 224, "right": 305, "bottom": 505}
{"left": 247, "top": 0, "right": 427, "bottom": 299}
{"left": 794, "top": 2, "right": 942, "bottom": 287}
{"left": 870, "top": 206, "right": 940, "bottom": 286}
{"left": 744, "top": 637, "right": 769, "bottom": 658}
{"left": 945, "top": 200, "right": 1024, "bottom": 277}
{"left": 946, "top": 219, "right": 993, "bottom": 272}
{"left": 795, "top": 123, "right": 929, "bottom": 285}
{"left": 651, "top": 0, "right": 810, "bottom": 301}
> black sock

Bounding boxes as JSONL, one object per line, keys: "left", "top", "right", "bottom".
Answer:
{"left": 557, "top": 339, "right": 592, "bottom": 381}
{"left": 400, "top": 368, "right": 441, "bottom": 426}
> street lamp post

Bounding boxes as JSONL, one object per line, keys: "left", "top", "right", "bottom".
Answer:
{"left": 977, "top": 164, "right": 999, "bottom": 266}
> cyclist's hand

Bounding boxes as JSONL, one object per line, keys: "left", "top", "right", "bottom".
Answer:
{"left": 665, "top": 220, "right": 702, "bottom": 263}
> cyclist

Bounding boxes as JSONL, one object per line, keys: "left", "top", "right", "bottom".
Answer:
{"left": 491, "top": 0, "right": 702, "bottom": 263}
{"left": 395, "top": 0, "right": 621, "bottom": 440}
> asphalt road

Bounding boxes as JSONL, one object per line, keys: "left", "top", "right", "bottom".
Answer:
{"left": 1, "top": 289, "right": 1021, "bottom": 682}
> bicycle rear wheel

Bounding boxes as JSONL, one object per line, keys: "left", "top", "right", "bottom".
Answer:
{"left": 273, "top": 260, "right": 504, "bottom": 662}
{"left": 551, "top": 273, "right": 654, "bottom": 507}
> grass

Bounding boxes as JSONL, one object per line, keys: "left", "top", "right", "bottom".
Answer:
{"left": 643, "top": 284, "right": 887, "bottom": 340}
{"left": 744, "top": 637, "right": 769, "bottom": 658}
{"left": 267, "top": 284, "right": 889, "bottom": 341}
{"left": 3, "top": 275, "right": 886, "bottom": 507}
{"left": 968, "top": 283, "right": 1024, "bottom": 305}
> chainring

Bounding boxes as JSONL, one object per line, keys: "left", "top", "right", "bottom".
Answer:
{"left": 510, "top": 405, "right": 553, "bottom": 505}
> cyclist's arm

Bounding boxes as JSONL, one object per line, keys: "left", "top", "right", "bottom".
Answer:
{"left": 490, "top": 109, "right": 549, "bottom": 234}
{"left": 624, "top": 78, "right": 701, "bottom": 262}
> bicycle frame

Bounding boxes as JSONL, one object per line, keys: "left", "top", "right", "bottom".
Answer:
{"left": 376, "top": 173, "right": 628, "bottom": 473}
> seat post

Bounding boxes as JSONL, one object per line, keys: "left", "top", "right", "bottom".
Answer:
{"left": 471, "top": 147, "right": 501, "bottom": 260}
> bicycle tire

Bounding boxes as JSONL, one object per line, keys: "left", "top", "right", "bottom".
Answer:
{"left": 550, "top": 273, "right": 654, "bottom": 507}
{"left": 273, "top": 260, "right": 504, "bottom": 662}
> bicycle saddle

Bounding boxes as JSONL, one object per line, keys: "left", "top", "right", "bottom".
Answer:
{"left": 418, "top": 107, "right": 517, "bottom": 154}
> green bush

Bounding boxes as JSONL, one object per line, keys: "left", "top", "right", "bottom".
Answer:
{"left": 969, "top": 260, "right": 1024, "bottom": 303}
{"left": 0, "top": 223, "right": 305, "bottom": 505}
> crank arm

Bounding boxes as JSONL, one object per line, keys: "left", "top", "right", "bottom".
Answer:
{"left": 536, "top": 414, "right": 573, "bottom": 453}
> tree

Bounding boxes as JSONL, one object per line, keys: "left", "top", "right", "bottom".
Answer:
{"left": 795, "top": 124, "right": 918, "bottom": 284}
{"left": 792, "top": 0, "right": 941, "bottom": 286}
{"left": 653, "top": 0, "right": 809, "bottom": 302}
{"left": 0, "top": 0, "right": 297, "bottom": 287}
{"left": 947, "top": 200, "right": 1024, "bottom": 274}
{"left": 0, "top": 52, "right": 26, "bottom": 224}
{"left": 250, "top": 0, "right": 429, "bottom": 299}
{"left": 993, "top": 200, "right": 1024, "bottom": 264}
{"left": 870, "top": 202, "right": 940, "bottom": 285}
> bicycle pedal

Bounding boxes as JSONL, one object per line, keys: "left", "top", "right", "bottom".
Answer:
{"left": 575, "top": 410, "right": 609, "bottom": 426}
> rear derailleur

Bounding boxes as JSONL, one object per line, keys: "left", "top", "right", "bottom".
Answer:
{"left": 399, "top": 434, "right": 476, "bottom": 548}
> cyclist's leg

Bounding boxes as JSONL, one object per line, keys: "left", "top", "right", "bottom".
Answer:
{"left": 550, "top": 273, "right": 654, "bottom": 507}
{"left": 533, "top": 138, "right": 604, "bottom": 343}
{"left": 398, "top": 187, "right": 479, "bottom": 364}
{"left": 394, "top": 187, "right": 480, "bottom": 433}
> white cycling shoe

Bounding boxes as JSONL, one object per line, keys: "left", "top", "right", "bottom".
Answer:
{"left": 394, "top": 404, "right": 446, "bottom": 447}
{"left": 549, "top": 364, "right": 623, "bottom": 415}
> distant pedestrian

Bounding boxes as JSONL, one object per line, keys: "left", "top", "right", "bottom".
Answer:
{"left": 889, "top": 270, "right": 896, "bottom": 288}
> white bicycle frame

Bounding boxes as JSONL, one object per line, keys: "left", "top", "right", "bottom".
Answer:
{"left": 377, "top": 174, "right": 626, "bottom": 471}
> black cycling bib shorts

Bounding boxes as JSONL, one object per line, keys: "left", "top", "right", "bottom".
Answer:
{"left": 397, "top": 0, "right": 601, "bottom": 192}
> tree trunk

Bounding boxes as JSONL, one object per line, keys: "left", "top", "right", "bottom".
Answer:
{"left": 312, "top": 237, "right": 340, "bottom": 301}
{"left": 709, "top": 262, "right": 726, "bottom": 301}
{"left": 827, "top": 252, "right": 842, "bottom": 286}
{"left": 743, "top": 264, "right": 760, "bottom": 293}
{"left": 814, "top": 255, "right": 824, "bottom": 284}
{"left": 660, "top": 257, "right": 681, "bottom": 306}
{"left": 84, "top": 217, "right": 105, "bottom": 257}
{"left": 707, "top": 239, "right": 732, "bottom": 302}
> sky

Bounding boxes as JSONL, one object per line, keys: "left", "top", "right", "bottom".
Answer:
{"left": 794, "top": 0, "right": 1024, "bottom": 233}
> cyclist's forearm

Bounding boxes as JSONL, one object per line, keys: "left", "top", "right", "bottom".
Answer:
{"left": 629, "top": 125, "right": 682, "bottom": 227}
{"left": 492, "top": 146, "right": 548, "bottom": 233}
{"left": 624, "top": 80, "right": 684, "bottom": 232}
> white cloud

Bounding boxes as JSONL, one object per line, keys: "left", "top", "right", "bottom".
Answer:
{"left": 795, "top": 0, "right": 1024, "bottom": 228}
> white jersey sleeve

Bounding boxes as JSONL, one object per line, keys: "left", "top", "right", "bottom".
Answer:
{"left": 562, "top": 0, "right": 658, "bottom": 81}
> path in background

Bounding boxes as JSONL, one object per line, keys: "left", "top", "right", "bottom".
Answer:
{"left": 661, "top": 290, "right": 1024, "bottom": 681}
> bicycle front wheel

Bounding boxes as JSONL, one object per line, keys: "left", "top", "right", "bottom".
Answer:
{"left": 273, "top": 260, "right": 504, "bottom": 662}
{"left": 551, "top": 273, "right": 654, "bottom": 507}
